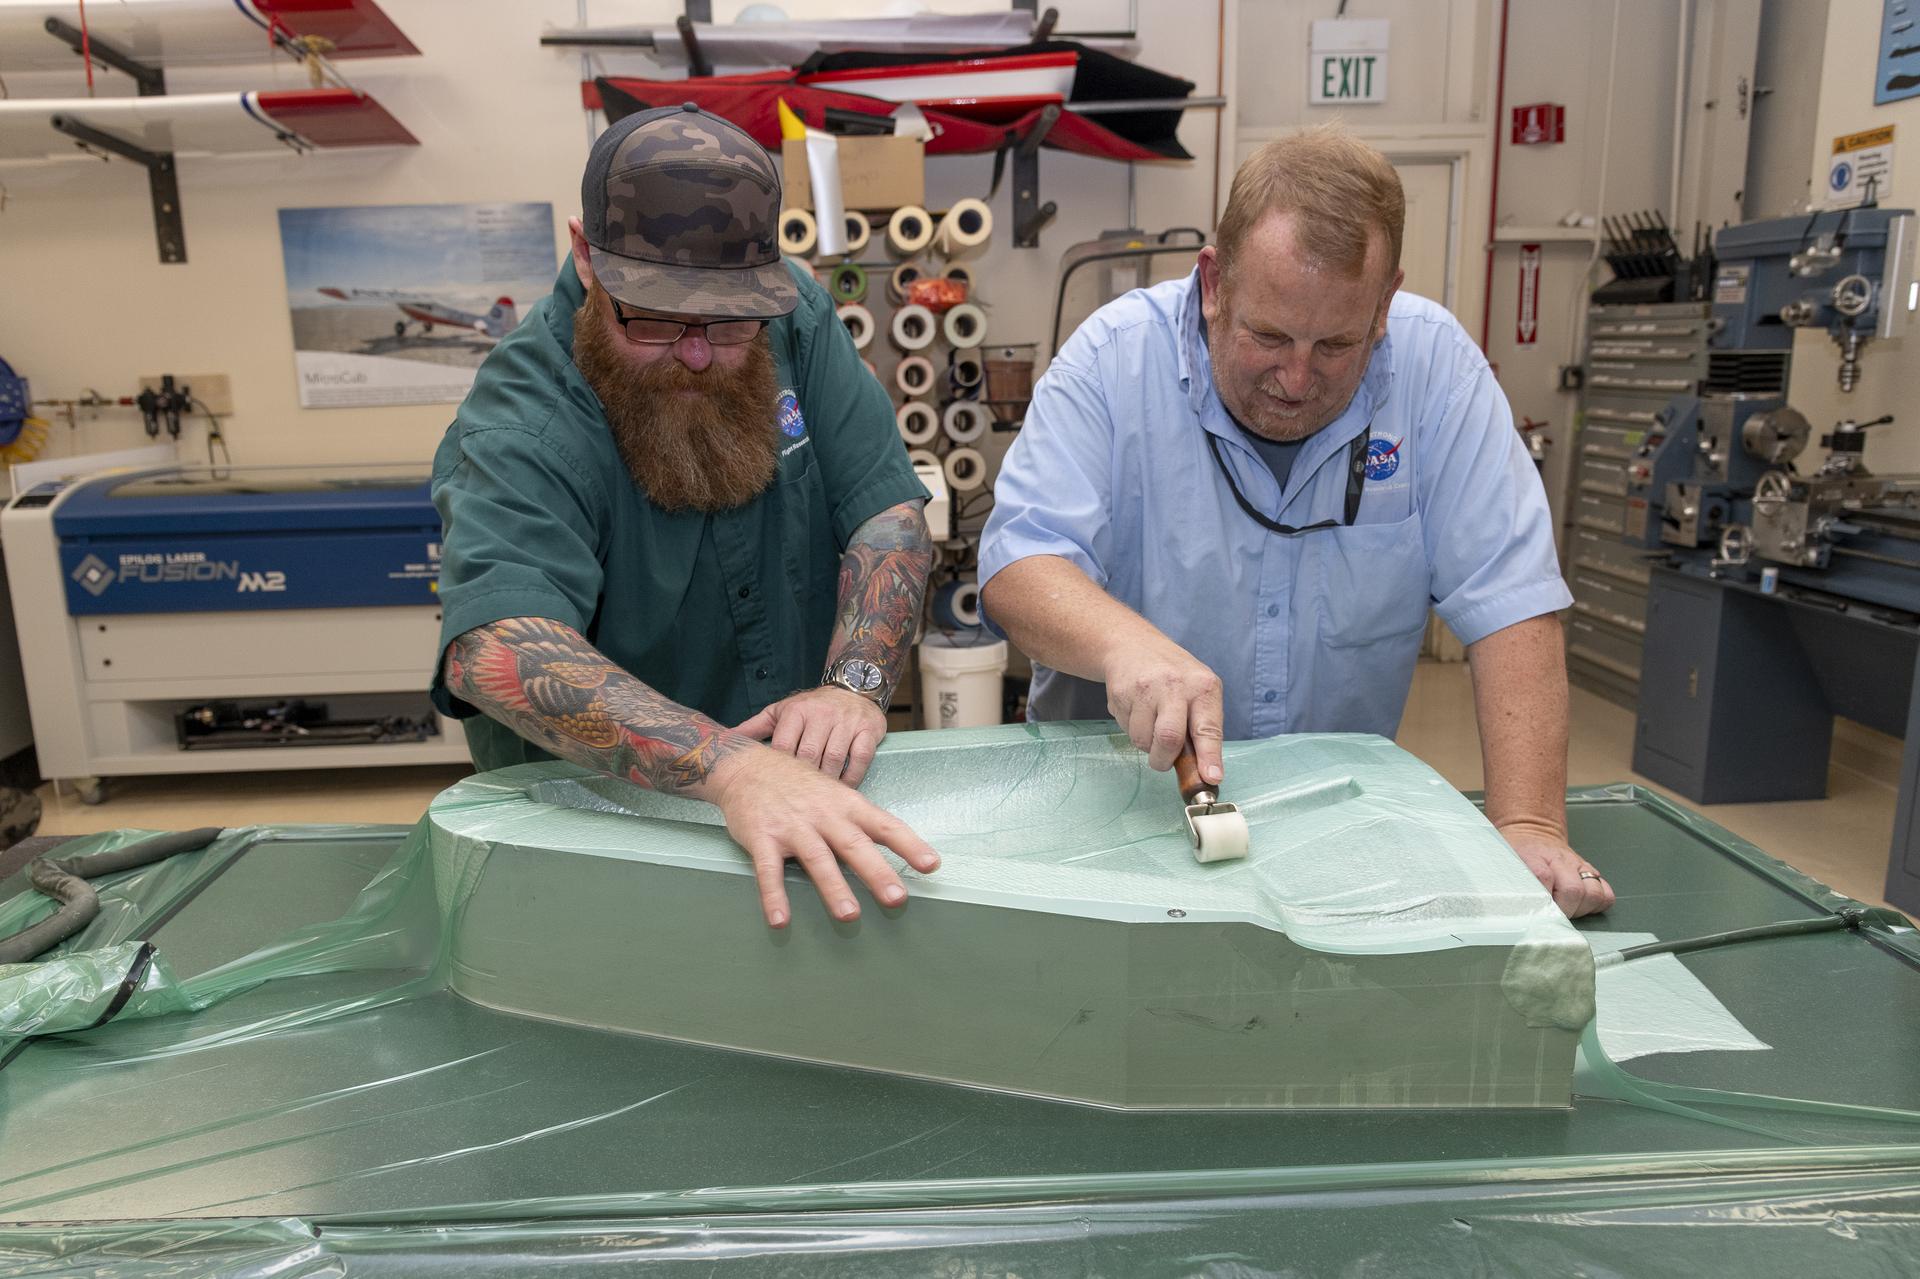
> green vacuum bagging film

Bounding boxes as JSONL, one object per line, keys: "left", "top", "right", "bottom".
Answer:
{"left": 433, "top": 724, "right": 1592, "bottom": 1108}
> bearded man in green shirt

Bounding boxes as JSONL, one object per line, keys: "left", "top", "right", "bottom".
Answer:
{"left": 431, "top": 104, "right": 937, "bottom": 929}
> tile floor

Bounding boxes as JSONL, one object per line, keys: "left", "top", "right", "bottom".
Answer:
{"left": 27, "top": 661, "right": 1903, "bottom": 911}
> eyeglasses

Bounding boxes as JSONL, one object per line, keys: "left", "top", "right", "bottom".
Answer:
{"left": 609, "top": 298, "right": 764, "bottom": 346}
{"left": 1206, "top": 426, "right": 1370, "bottom": 534}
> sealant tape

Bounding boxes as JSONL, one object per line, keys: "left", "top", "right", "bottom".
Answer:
{"left": 828, "top": 261, "right": 868, "bottom": 304}
{"left": 944, "top": 445, "right": 986, "bottom": 491}
{"left": 933, "top": 197, "right": 993, "bottom": 259}
{"left": 943, "top": 302, "right": 987, "bottom": 349}
{"left": 841, "top": 211, "right": 872, "bottom": 256}
{"left": 949, "top": 350, "right": 985, "bottom": 394}
{"left": 836, "top": 303, "right": 874, "bottom": 350}
{"left": 887, "top": 205, "right": 934, "bottom": 255}
{"left": 895, "top": 354, "right": 935, "bottom": 397}
{"left": 942, "top": 400, "right": 989, "bottom": 445}
{"left": 942, "top": 262, "right": 975, "bottom": 295}
{"left": 888, "top": 261, "right": 926, "bottom": 305}
{"left": 896, "top": 400, "right": 940, "bottom": 446}
{"left": 932, "top": 577, "right": 984, "bottom": 629}
{"left": 778, "top": 207, "right": 818, "bottom": 257}
{"left": 891, "top": 304, "right": 937, "bottom": 351}
{"left": 906, "top": 447, "right": 941, "bottom": 470}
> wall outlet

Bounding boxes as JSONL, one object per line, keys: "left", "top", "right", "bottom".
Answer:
{"left": 139, "top": 373, "right": 232, "bottom": 416}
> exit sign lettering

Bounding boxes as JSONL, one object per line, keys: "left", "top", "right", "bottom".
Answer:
{"left": 1310, "top": 19, "right": 1389, "bottom": 105}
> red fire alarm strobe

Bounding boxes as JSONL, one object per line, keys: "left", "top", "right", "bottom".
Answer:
{"left": 1511, "top": 103, "right": 1566, "bottom": 145}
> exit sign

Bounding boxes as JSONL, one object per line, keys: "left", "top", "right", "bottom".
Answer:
{"left": 1310, "top": 19, "right": 1389, "bottom": 105}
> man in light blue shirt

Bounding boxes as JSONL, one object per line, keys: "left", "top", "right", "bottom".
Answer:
{"left": 980, "top": 126, "right": 1610, "bottom": 917}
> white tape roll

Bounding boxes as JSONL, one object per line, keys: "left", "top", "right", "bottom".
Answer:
{"left": 896, "top": 400, "right": 940, "bottom": 446}
{"left": 942, "top": 302, "right": 987, "bottom": 348}
{"left": 836, "top": 303, "right": 874, "bottom": 349}
{"left": 933, "top": 198, "right": 993, "bottom": 259}
{"left": 895, "top": 354, "right": 935, "bottom": 397}
{"left": 942, "top": 400, "right": 989, "bottom": 445}
{"left": 907, "top": 447, "right": 941, "bottom": 470}
{"left": 944, "top": 445, "right": 987, "bottom": 492}
{"left": 888, "top": 260, "right": 926, "bottom": 305}
{"left": 778, "top": 207, "right": 817, "bottom": 257}
{"left": 949, "top": 351, "right": 985, "bottom": 393}
{"left": 842, "top": 212, "right": 871, "bottom": 255}
{"left": 887, "top": 204, "right": 934, "bottom": 255}
{"left": 891, "top": 303, "right": 937, "bottom": 351}
{"left": 942, "top": 262, "right": 975, "bottom": 295}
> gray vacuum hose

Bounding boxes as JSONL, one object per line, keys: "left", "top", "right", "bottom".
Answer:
{"left": 0, "top": 827, "right": 224, "bottom": 965}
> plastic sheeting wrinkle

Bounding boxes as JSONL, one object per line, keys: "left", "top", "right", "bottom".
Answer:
{"left": 173, "top": 1082, "right": 699, "bottom": 1217}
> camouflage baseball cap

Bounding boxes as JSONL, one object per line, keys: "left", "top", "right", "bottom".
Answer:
{"left": 581, "top": 103, "right": 798, "bottom": 319}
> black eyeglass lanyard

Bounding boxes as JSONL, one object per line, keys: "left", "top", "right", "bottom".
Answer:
{"left": 1205, "top": 427, "right": 1370, "bottom": 535}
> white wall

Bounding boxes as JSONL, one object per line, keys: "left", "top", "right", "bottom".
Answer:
{"left": 1745, "top": 0, "right": 1829, "bottom": 220}
{"left": 1787, "top": 0, "right": 1920, "bottom": 474}
{"left": 1232, "top": 0, "right": 1690, "bottom": 543}
{"left": 0, "top": 0, "right": 1230, "bottom": 470}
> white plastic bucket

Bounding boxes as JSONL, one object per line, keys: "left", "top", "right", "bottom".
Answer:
{"left": 918, "top": 631, "right": 1008, "bottom": 729}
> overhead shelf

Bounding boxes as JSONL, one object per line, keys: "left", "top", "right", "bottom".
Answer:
{"left": 0, "top": 3, "right": 419, "bottom": 263}
{"left": 0, "top": 0, "right": 419, "bottom": 71}
{"left": 0, "top": 89, "right": 418, "bottom": 164}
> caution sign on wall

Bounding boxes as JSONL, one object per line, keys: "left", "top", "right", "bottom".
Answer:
{"left": 1827, "top": 125, "right": 1895, "bottom": 209}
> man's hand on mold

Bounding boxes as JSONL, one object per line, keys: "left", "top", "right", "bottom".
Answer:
{"left": 735, "top": 685, "right": 888, "bottom": 785}
{"left": 1502, "top": 826, "right": 1615, "bottom": 918}
{"left": 705, "top": 745, "right": 941, "bottom": 928}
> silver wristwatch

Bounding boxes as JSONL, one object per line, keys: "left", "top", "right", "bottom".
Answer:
{"left": 823, "top": 658, "right": 889, "bottom": 710}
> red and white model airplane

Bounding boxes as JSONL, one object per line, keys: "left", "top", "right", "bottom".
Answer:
{"left": 317, "top": 289, "right": 522, "bottom": 341}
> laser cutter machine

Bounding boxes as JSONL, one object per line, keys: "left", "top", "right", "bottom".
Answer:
{"left": 1, "top": 463, "right": 466, "bottom": 803}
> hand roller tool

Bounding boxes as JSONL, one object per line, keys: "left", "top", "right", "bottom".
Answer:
{"left": 1174, "top": 742, "right": 1249, "bottom": 863}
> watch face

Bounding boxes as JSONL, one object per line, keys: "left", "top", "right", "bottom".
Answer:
{"left": 842, "top": 659, "right": 883, "bottom": 692}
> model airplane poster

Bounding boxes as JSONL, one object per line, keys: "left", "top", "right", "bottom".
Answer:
{"left": 279, "top": 202, "right": 555, "bottom": 408}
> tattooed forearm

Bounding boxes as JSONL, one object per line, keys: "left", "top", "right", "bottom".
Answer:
{"left": 826, "top": 500, "right": 933, "bottom": 697}
{"left": 445, "top": 616, "right": 750, "bottom": 794}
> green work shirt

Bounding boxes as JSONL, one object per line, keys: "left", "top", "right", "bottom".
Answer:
{"left": 429, "top": 261, "right": 927, "bottom": 773}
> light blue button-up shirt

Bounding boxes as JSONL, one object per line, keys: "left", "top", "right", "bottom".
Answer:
{"left": 979, "top": 270, "right": 1571, "bottom": 740}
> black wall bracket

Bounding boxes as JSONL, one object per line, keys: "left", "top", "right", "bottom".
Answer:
{"left": 1012, "top": 104, "right": 1061, "bottom": 248}
{"left": 43, "top": 17, "right": 185, "bottom": 264}
{"left": 49, "top": 115, "right": 185, "bottom": 264}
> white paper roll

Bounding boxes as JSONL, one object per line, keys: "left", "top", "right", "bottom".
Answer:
{"left": 944, "top": 445, "right": 987, "bottom": 492}
{"left": 887, "top": 204, "right": 934, "bottom": 256}
{"left": 942, "top": 302, "right": 987, "bottom": 348}
{"left": 933, "top": 198, "right": 993, "bottom": 259}
{"left": 942, "top": 400, "right": 989, "bottom": 445}
{"left": 841, "top": 211, "right": 872, "bottom": 256}
{"left": 836, "top": 303, "right": 874, "bottom": 349}
{"left": 807, "top": 133, "right": 848, "bottom": 256}
{"left": 907, "top": 447, "right": 941, "bottom": 470}
{"left": 948, "top": 351, "right": 985, "bottom": 393}
{"left": 888, "top": 260, "right": 926, "bottom": 305}
{"left": 895, "top": 354, "right": 935, "bottom": 397}
{"left": 891, "top": 304, "right": 937, "bottom": 351}
{"left": 778, "top": 207, "right": 817, "bottom": 257}
{"left": 896, "top": 400, "right": 940, "bottom": 445}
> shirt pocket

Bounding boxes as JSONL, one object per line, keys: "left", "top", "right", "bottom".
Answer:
{"left": 1310, "top": 514, "right": 1431, "bottom": 649}
{"left": 777, "top": 444, "right": 821, "bottom": 582}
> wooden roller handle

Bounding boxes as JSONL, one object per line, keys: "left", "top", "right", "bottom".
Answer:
{"left": 1173, "top": 743, "right": 1207, "bottom": 803}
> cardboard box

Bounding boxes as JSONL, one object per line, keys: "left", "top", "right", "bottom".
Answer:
{"left": 780, "top": 136, "right": 924, "bottom": 212}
